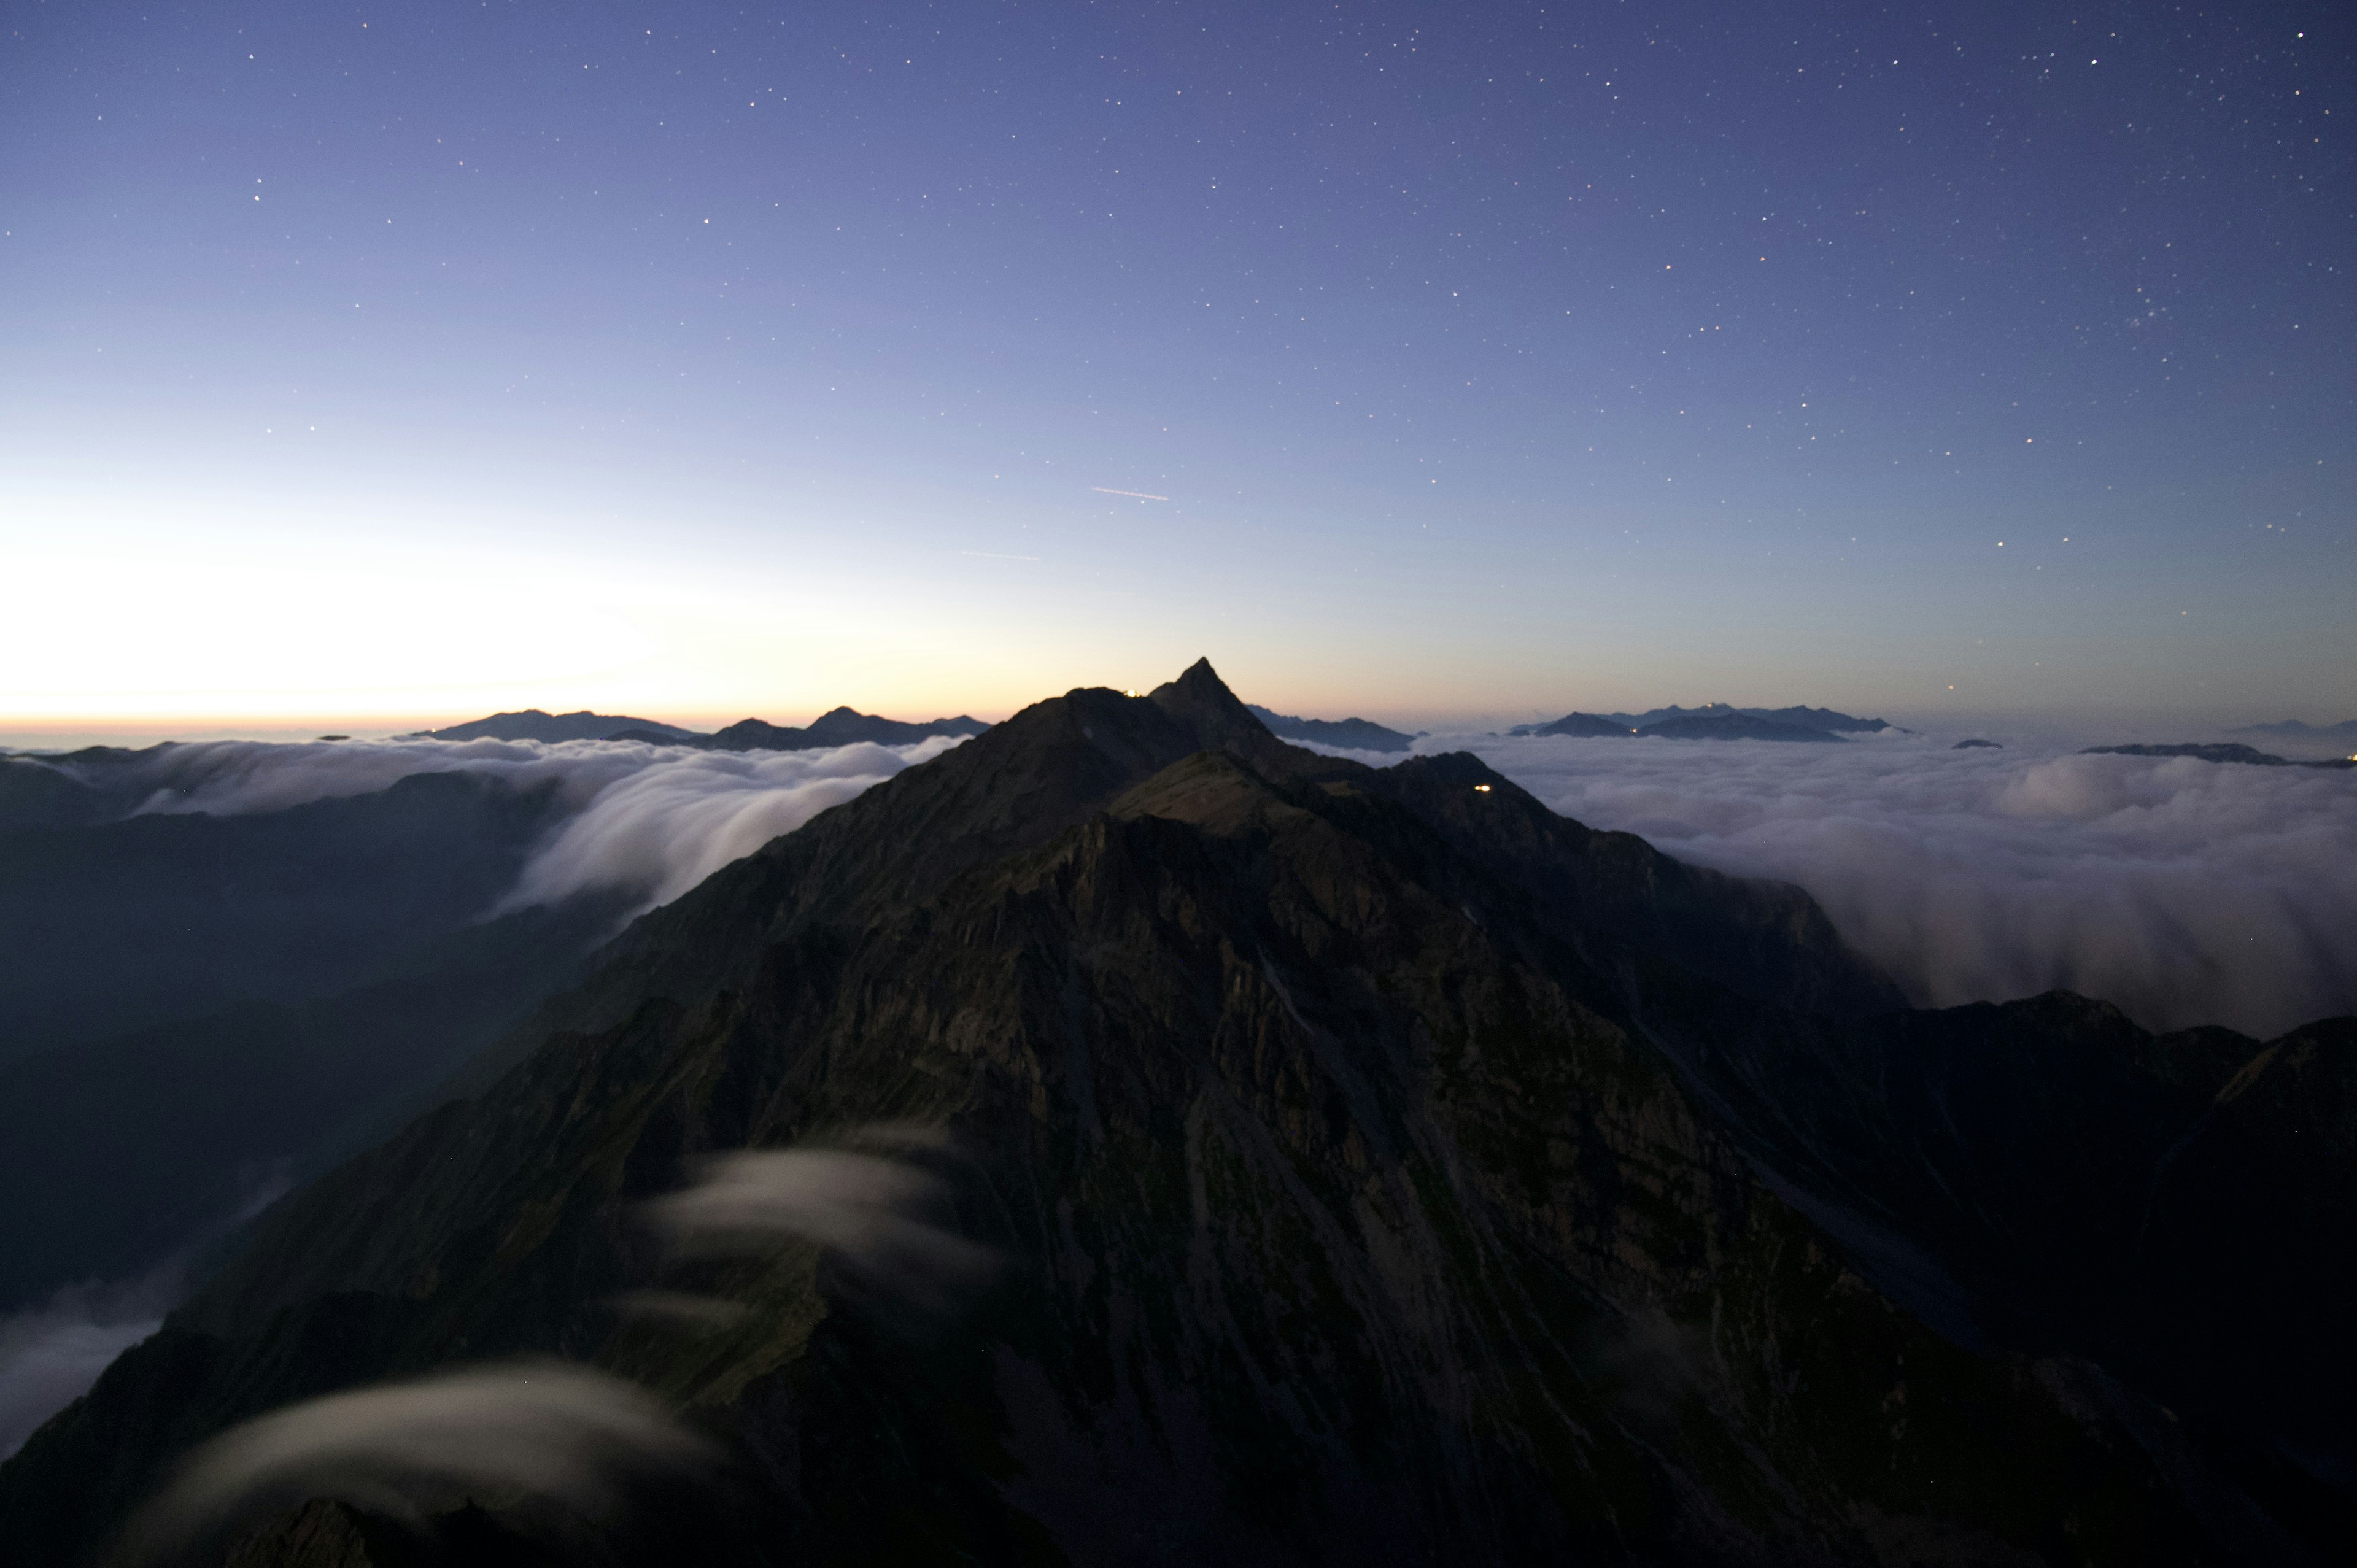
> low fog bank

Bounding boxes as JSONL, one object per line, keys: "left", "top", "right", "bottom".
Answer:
{"left": 1403, "top": 730, "right": 2356, "bottom": 1038}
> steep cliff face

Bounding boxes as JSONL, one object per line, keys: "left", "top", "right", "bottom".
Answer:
{"left": 2, "top": 664, "right": 2342, "bottom": 1565}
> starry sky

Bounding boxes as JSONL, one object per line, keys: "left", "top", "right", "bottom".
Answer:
{"left": 2, "top": 0, "right": 2349, "bottom": 730}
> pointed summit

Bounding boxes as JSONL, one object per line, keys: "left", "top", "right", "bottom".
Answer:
{"left": 1147, "top": 657, "right": 1288, "bottom": 767}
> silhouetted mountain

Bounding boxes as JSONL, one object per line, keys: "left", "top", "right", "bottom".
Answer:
{"left": 1639, "top": 712, "right": 1846, "bottom": 742}
{"left": 1511, "top": 703, "right": 1892, "bottom": 739}
{"left": 1244, "top": 703, "right": 1417, "bottom": 752}
{"left": 2085, "top": 743, "right": 2357, "bottom": 770}
{"left": 1738, "top": 703, "right": 1897, "bottom": 734}
{"left": 412, "top": 709, "right": 702, "bottom": 743}
{"left": 1954, "top": 738, "right": 2003, "bottom": 749}
{"left": 610, "top": 707, "right": 990, "bottom": 752}
{"left": 0, "top": 772, "right": 570, "bottom": 1066}
{"left": 3, "top": 662, "right": 2345, "bottom": 1563}
{"left": 1506, "top": 711, "right": 1636, "bottom": 738}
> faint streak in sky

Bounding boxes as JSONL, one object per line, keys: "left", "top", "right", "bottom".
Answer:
{"left": 959, "top": 550, "right": 1040, "bottom": 561}
{"left": 1091, "top": 488, "right": 1169, "bottom": 501}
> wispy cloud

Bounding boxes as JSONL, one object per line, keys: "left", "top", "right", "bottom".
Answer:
{"left": 114, "top": 1363, "right": 716, "bottom": 1565}
{"left": 642, "top": 1130, "right": 993, "bottom": 1317}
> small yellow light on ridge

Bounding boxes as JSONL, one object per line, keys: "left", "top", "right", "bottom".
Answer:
{"left": 1474, "top": 784, "right": 1492, "bottom": 793}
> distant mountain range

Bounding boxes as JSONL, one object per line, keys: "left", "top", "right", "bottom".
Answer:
{"left": 612, "top": 707, "right": 989, "bottom": 752}
{"left": 1244, "top": 703, "right": 1418, "bottom": 752}
{"left": 416, "top": 706, "right": 989, "bottom": 751}
{"left": 412, "top": 709, "right": 701, "bottom": 743}
{"left": 2237, "top": 718, "right": 2357, "bottom": 740}
{"left": 1511, "top": 702, "right": 1892, "bottom": 742}
{"left": 4, "top": 661, "right": 2348, "bottom": 1561}
{"left": 2084, "top": 743, "right": 2357, "bottom": 770}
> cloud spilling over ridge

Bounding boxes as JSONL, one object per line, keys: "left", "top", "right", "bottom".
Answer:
{"left": 494, "top": 739, "right": 960, "bottom": 914}
{"left": 641, "top": 1131, "right": 994, "bottom": 1317}
{"left": 115, "top": 1363, "right": 716, "bottom": 1564}
{"left": 1418, "top": 731, "right": 2357, "bottom": 1038}
{"left": 41, "top": 732, "right": 963, "bottom": 918}
{"left": 112, "top": 1132, "right": 986, "bottom": 1559}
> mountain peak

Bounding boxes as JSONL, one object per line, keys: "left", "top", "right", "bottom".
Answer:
{"left": 1147, "top": 657, "right": 1285, "bottom": 765}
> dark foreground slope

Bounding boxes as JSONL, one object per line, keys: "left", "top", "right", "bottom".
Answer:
{"left": 4, "top": 664, "right": 2346, "bottom": 1565}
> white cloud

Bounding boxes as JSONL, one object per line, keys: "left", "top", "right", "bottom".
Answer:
{"left": 492, "top": 736, "right": 962, "bottom": 913}
{"left": 115, "top": 1363, "right": 714, "bottom": 1563}
{"left": 54, "top": 731, "right": 966, "bottom": 919}
{"left": 641, "top": 1134, "right": 993, "bottom": 1316}
{"left": 65, "top": 722, "right": 2352, "bottom": 1037}
{"left": 1430, "top": 730, "right": 2357, "bottom": 1038}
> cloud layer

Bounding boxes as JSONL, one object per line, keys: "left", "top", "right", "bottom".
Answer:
{"left": 44, "top": 720, "right": 2353, "bottom": 1040}
{"left": 1406, "top": 730, "right": 2357, "bottom": 1038}
{"left": 493, "top": 738, "right": 959, "bottom": 913}
{"left": 48, "top": 731, "right": 963, "bottom": 919}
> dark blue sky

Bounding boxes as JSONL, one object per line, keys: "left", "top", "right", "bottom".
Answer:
{"left": 4, "top": 0, "right": 2348, "bottom": 726}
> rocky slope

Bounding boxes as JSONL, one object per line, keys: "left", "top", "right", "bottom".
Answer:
{"left": 3, "top": 662, "right": 2346, "bottom": 1565}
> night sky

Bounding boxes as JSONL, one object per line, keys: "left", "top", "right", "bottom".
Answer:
{"left": 4, "top": 0, "right": 2348, "bottom": 727}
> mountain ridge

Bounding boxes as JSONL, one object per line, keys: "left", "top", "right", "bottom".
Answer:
{"left": 2084, "top": 743, "right": 2357, "bottom": 770}
{"left": 1510, "top": 703, "right": 1892, "bottom": 741}
{"left": 3, "top": 660, "right": 2345, "bottom": 1564}
{"left": 410, "top": 709, "right": 702, "bottom": 744}
{"left": 1243, "top": 703, "right": 1418, "bottom": 753}
{"left": 611, "top": 707, "right": 990, "bottom": 752}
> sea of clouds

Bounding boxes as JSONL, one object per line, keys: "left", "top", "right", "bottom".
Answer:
{"left": 1299, "top": 728, "right": 2356, "bottom": 1040}
{"left": 53, "top": 731, "right": 967, "bottom": 917}
{"left": 42, "top": 720, "right": 2357, "bottom": 1040}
